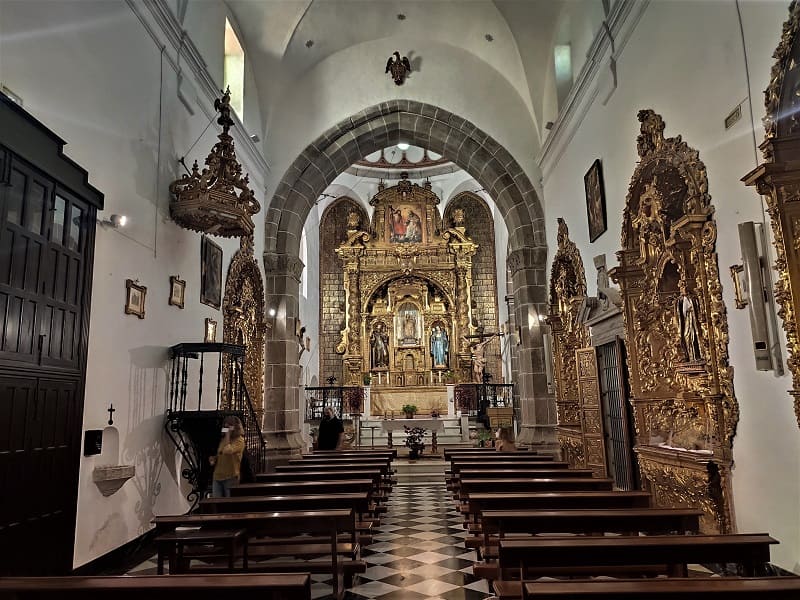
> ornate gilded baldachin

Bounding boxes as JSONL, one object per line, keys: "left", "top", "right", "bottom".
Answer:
{"left": 743, "top": 1, "right": 800, "bottom": 427}
{"left": 611, "top": 110, "right": 738, "bottom": 533}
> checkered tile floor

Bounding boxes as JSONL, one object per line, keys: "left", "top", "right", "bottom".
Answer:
{"left": 128, "top": 482, "right": 492, "bottom": 599}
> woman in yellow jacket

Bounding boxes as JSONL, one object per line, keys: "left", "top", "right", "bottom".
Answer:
{"left": 210, "top": 416, "right": 245, "bottom": 497}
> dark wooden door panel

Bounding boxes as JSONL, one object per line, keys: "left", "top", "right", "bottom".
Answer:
{"left": 0, "top": 377, "right": 79, "bottom": 574}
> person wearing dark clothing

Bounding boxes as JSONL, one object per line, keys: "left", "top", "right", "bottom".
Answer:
{"left": 317, "top": 406, "right": 344, "bottom": 450}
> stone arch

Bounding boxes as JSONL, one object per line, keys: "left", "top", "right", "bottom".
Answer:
{"left": 222, "top": 236, "right": 266, "bottom": 417}
{"left": 263, "top": 101, "right": 554, "bottom": 453}
{"left": 265, "top": 100, "right": 543, "bottom": 258}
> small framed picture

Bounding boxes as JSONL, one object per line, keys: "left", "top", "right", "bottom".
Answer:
{"left": 585, "top": 158, "right": 607, "bottom": 243}
{"left": 204, "top": 318, "right": 218, "bottom": 343}
{"left": 169, "top": 276, "right": 185, "bottom": 309}
{"left": 201, "top": 236, "right": 223, "bottom": 309}
{"left": 125, "top": 279, "right": 146, "bottom": 319}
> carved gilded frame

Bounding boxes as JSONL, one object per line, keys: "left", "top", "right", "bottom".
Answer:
{"left": 743, "top": 1, "right": 800, "bottom": 427}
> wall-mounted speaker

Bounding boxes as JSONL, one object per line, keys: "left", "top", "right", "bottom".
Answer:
{"left": 734, "top": 222, "right": 784, "bottom": 373}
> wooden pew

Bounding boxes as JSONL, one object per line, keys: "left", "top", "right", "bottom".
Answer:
{"left": 459, "top": 478, "right": 613, "bottom": 501}
{"left": 522, "top": 577, "right": 800, "bottom": 599}
{"left": 444, "top": 448, "right": 541, "bottom": 459}
{"left": 470, "top": 507, "right": 703, "bottom": 560}
{"left": 309, "top": 450, "right": 397, "bottom": 459}
{"left": 199, "top": 493, "right": 371, "bottom": 517}
{"left": 0, "top": 574, "right": 312, "bottom": 600}
{"left": 449, "top": 468, "right": 594, "bottom": 495}
{"left": 493, "top": 534, "right": 778, "bottom": 599}
{"left": 231, "top": 479, "right": 375, "bottom": 498}
{"left": 153, "top": 510, "right": 359, "bottom": 598}
{"left": 255, "top": 470, "right": 382, "bottom": 484}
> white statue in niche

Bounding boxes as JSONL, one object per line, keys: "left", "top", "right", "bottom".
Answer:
{"left": 396, "top": 303, "right": 420, "bottom": 345}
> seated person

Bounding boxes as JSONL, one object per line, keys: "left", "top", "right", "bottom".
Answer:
{"left": 495, "top": 426, "right": 517, "bottom": 452}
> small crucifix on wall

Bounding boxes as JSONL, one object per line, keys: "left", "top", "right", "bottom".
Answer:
{"left": 107, "top": 404, "right": 116, "bottom": 426}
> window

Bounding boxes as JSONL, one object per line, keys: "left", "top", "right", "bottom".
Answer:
{"left": 554, "top": 43, "right": 573, "bottom": 110}
{"left": 224, "top": 18, "right": 245, "bottom": 119}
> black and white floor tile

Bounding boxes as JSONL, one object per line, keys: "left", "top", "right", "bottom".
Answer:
{"left": 126, "top": 482, "right": 492, "bottom": 599}
{"left": 315, "top": 483, "right": 492, "bottom": 600}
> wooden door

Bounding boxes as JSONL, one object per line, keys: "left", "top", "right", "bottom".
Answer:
{"left": 0, "top": 148, "right": 98, "bottom": 574}
{"left": 576, "top": 347, "right": 607, "bottom": 478}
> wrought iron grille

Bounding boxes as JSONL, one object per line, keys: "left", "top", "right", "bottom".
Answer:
{"left": 455, "top": 383, "right": 515, "bottom": 416}
{"left": 304, "top": 386, "right": 364, "bottom": 421}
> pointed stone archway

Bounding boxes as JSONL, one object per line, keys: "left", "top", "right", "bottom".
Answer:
{"left": 263, "top": 100, "right": 553, "bottom": 455}
{"left": 222, "top": 236, "right": 266, "bottom": 420}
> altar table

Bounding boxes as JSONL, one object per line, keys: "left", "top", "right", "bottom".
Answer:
{"left": 380, "top": 418, "right": 445, "bottom": 452}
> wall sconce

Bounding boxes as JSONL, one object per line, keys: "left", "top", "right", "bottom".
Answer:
{"left": 268, "top": 308, "right": 277, "bottom": 317}
{"left": 99, "top": 214, "right": 128, "bottom": 228}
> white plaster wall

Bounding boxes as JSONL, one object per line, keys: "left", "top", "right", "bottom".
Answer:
{"left": 0, "top": 0, "right": 267, "bottom": 568}
{"left": 539, "top": 0, "right": 800, "bottom": 571}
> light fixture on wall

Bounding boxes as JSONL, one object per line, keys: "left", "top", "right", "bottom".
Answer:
{"left": 99, "top": 214, "right": 128, "bottom": 229}
{"left": 397, "top": 142, "right": 410, "bottom": 150}
{"left": 268, "top": 308, "right": 277, "bottom": 317}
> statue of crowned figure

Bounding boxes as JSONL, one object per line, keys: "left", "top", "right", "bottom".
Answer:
{"left": 430, "top": 324, "right": 449, "bottom": 368}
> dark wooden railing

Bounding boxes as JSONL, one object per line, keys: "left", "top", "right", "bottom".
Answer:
{"left": 455, "top": 383, "right": 515, "bottom": 417}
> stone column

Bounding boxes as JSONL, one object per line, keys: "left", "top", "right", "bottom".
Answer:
{"left": 262, "top": 252, "right": 306, "bottom": 459}
{"left": 507, "top": 247, "right": 557, "bottom": 447}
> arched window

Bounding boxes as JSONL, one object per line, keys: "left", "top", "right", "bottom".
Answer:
{"left": 554, "top": 43, "right": 573, "bottom": 109}
{"left": 224, "top": 18, "right": 245, "bottom": 118}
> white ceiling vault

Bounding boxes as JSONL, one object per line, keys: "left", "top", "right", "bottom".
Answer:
{"left": 225, "top": 0, "right": 606, "bottom": 190}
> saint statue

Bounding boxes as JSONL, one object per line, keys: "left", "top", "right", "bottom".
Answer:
{"left": 676, "top": 280, "right": 702, "bottom": 362}
{"left": 430, "top": 325, "right": 449, "bottom": 367}
{"left": 402, "top": 312, "right": 416, "bottom": 340}
{"left": 370, "top": 323, "right": 389, "bottom": 369}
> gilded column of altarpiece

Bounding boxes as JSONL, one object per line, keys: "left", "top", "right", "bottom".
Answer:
{"left": 610, "top": 110, "right": 738, "bottom": 534}
{"left": 743, "top": 1, "right": 800, "bottom": 428}
{"left": 334, "top": 176, "right": 488, "bottom": 414}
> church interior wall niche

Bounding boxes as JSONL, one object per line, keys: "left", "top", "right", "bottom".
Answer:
{"left": 319, "top": 197, "right": 369, "bottom": 383}
{"left": 743, "top": 1, "right": 800, "bottom": 428}
{"left": 610, "top": 109, "right": 738, "bottom": 534}
{"left": 444, "top": 192, "right": 502, "bottom": 381}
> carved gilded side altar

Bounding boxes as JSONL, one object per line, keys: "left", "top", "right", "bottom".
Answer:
{"left": 546, "top": 219, "right": 607, "bottom": 476}
{"left": 743, "top": 1, "right": 800, "bottom": 428}
{"left": 335, "top": 175, "right": 495, "bottom": 415}
{"left": 610, "top": 110, "right": 738, "bottom": 534}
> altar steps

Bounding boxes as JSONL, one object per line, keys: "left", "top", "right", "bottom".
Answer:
{"left": 394, "top": 458, "right": 447, "bottom": 484}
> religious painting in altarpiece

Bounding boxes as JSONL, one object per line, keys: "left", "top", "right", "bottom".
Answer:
{"left": 609, "top": 110, "right": 738, "bottom": 534}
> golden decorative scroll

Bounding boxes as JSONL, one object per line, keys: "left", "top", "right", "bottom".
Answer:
{"left": 611, "top": 110, "right": 737, "bottom": 533}
{"left": 742, "top": 1, "right": 800, "bottom": 426}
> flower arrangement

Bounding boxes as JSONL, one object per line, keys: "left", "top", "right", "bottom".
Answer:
{"left": 476, "top": 428, "right": 493, "bottom": 448}
{"left": 404, "top": 425, "right": 426, "bottom": 458}
{"left": 401, "top": 404, "right": 417, "bottom": 418}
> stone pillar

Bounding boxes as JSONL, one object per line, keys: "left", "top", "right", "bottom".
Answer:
{"left": 262, "top": 252, "right": 306, "bottom": 460}
{"left": 507, "top": 247, "right": 557, "bottom": 447}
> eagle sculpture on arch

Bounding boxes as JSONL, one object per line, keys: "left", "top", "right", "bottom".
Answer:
{"left": 386, "top": 51, "right": 412, "bottom": 85}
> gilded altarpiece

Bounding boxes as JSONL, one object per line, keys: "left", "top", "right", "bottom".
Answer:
{"left": 610, "top": 110, "right": 738, "bottom": 534}
{"left": 546, "top": 219, "right": 598, "bottom": 471}
{"left": 335, "top": 176, "right": 491, "bottom": 415}
{"left": 222, "top": 236, "right": 266, "bottom": 417}
{"left": 743, "top": 1, "right": 800, "bottom": 428}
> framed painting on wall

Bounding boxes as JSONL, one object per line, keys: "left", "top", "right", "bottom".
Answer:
{"left": 386, "top": 203, "right": 425, "bottom": 243}
{"left": 125, "top": 279, "right": 146, "bottom": 319}
{"left": 585, "top": 158, "right": 607, "bottom": 242}
{"left": 169, "top": 276, "right": 185, "bottom": 309}
{"left": 201, "top": 236, "right": 222, "bottom": 309}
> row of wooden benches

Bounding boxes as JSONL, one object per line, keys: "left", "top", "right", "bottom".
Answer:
{"left": 442, "top": 449, "right": 800, "bottom": 599}
{"left": 0, "top": 449, "right": 398, "bottom": 600}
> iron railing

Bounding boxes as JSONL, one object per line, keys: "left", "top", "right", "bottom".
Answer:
{"left": 455, "top": 383, "right": 515, "bottom": 416}
{"left": 304, "top": 386, "right": 364, "bottom": 421}
{"left": 164, "top": 343, "right": 267, "bottom": 508}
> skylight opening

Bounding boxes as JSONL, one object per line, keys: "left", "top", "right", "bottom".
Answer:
{"left": 224, "top": 18, "right": 245, "bottom": 119}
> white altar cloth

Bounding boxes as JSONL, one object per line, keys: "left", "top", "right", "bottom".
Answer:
{"left": 380, "top": 418, "right": 445, "bottom": 432}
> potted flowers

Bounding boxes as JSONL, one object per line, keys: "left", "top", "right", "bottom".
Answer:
{"left": 404, "top": 426, "right": 426, "bottom": 459}
{"left": 402, "top": 404, "right": 417, "bottom": 419}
